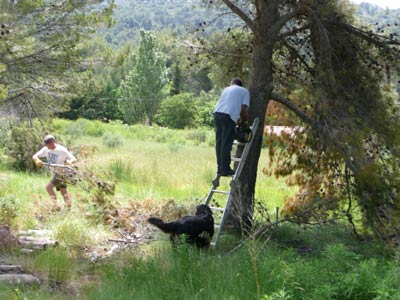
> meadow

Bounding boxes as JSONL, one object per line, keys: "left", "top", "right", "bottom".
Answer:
{"left": 0, "top": 119, "right": 399, "bottom": 300}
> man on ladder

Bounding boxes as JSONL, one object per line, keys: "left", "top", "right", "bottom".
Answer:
{"left": 213, "top": 78, "right": 250, "bottom": 176}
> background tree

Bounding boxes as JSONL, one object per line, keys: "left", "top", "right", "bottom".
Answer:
{"left": 118, "top": 30, "right": 168, "bottom": 125}
{"left": 60, "top": 39, "right": 136, "bottom": 121}
{"left": 0, "top": 0, "right": 114, "bottom": 122}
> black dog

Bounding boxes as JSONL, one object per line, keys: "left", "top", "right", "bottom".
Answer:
{"left": 148, "top": 204, "right": 214, "bottom": 247}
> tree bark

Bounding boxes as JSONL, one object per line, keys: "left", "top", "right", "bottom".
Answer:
{"left": 228, "top": 1, "right": 280, "bottom": 231}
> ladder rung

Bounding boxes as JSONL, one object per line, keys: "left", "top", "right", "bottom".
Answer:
{"left": 210, "top": 206, "right": 225, "bottom": 212}
{"left": 211, "top": 189, "right": 230, "bottom": 195}
{"left": 231, "top": 157, "right": 241, "bottom": 162}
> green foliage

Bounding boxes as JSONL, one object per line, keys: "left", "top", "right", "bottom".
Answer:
{"left": 109, "top": 156, "right": 135, "bottom": 182}
{"left": 5, "top": 121, "right": 48, "bottom": 171}
{"left": 155, "top": 93, "right": 197, "bottom": 129}
{"left": 0, "top": 64, "right": 7, "bottom": 101}
{"left": 86, "top": 120, "right": 106, "bottom": 137}
{"left": 0, "top": 195, "right": 20, "bottom": 225}
{"left": 63, "top": 119, "right": 88, "bottom": 139}
{"left": 0, "top": 0, "right": 115, "bottom": 120}
{"left": 33, "top": 247, "right": 74, "bottom": 286}
{"left": 101, "top": 0, "right": 238, "bottom": 47}
{"left": 118, "top": 30, "right": 169, "bottom": 125}
{"left": 155, "top": 90, "right": 216, "bottom": 129}
{"left": 54, "top": 219, "right": 92, "bottom": 249}
{"left": 193, "top": 90, "right": 218, "bottom": 128}
{"left": 88, "top": 227, "right": 399, "bottom": 300}
{"left": 102, "top": 132, "right": 123, "bottom": 148}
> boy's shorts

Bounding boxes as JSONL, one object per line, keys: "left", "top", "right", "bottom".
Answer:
{"left": 51, "top": 176, "right": 67, "bottom": 191}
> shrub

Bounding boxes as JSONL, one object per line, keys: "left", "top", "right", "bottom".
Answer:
{"left": 86, "top": 120, "right": 105, "bottom": 137}
{"left": 63, "top": 118, "right": 88, "bottom": 138}
{"left": 155, "top": 93, "right": 197, "bottom": 129}
{"left": 193, "top": 89, "right": 218, "bottom": 128}
{"left": 168, "top": 142, "right": 183, "bottom": 152}
{"left": 102, "top": 132, "right": 123, "bottom": 148}
{"left": 0, "top": 121, "right": 11, "bottom": 151}
{"left": 0, "top": 195, "right": 20, "bottom": 225}
{"left": 6, "top": 120, "right": 48, "bottom": 171}
{"left": 54, "top": 219, "right": 92, "bottom": 249}
{"left": 109, "top": 157, "right": 134, "bottom": 181}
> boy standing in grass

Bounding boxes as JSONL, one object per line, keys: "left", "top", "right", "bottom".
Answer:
{"left": 213, "top": 78, "right": 250, "bottom": 176}
{"left": 32, "top": 135, "right": 77, "bottom": 211}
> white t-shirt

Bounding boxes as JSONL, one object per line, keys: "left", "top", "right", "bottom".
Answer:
{"left": 213, "top": 85, "right": 250, "bottom": 122}
{"left": 34, "top": 144, "right": 75, "bottom": 165}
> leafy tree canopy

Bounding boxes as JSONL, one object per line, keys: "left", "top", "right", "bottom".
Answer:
{"left": 117, "top": 30, "right": 169, "bottom": 125}
{"left": 191, "top": 0, "right": 400, "bottom": 243}
{"left": 0, "top": 0, "right": 114, "bottom": 121}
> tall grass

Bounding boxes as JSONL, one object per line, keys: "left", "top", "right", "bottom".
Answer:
{"left": 88, "top": 225, "right": 400, "bottom": 300}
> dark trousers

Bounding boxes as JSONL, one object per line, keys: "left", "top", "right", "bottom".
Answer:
{"left": 214, "top": 112, "right": 236, "bottom": 174}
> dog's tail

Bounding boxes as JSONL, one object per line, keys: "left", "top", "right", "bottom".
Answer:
{"left": 148, "top": 217, "right": 178, "bottom": 234}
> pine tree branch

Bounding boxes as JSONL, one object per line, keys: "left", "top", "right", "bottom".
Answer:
{"left": 279, "top": 24, "right": 310, "bottom": 38}
{"left": 270, "top": 92, "right": 315, "bottom": 125}
{"left": 221, "top": 0, "right": 255, "bottom": 32}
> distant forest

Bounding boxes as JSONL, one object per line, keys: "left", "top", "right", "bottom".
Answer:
{"left": 102, "top": 0, "right": 400, "bottom": 46}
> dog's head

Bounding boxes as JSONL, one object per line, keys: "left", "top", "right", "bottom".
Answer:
{"left": 195, "top": 204, "right": 212, "bottom": 216}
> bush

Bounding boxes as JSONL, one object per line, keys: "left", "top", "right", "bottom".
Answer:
{"left": 102, "top": 132, "right": 123, "bottom": 148}
{"left": 193, "top": 90, "right": 218, "bottom": 128}
{"left": 0, "top": 195, "right": 20, "bottom": 225}
{"left": 155, "top": 93, "right": 197, "bottom": 129}
{"left": 86, "top": 120, "right": 105, "bottom": 137}
{"left": 62, "top": 118, "right": 88, "bottom": 138}
{"left": 0, "top": 121, "right": 11, "bottom": 151}
{"left": 6, "top": 120, "right": 49, "bottom": 171}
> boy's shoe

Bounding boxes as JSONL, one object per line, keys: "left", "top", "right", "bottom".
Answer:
{"left": 51, "top": 205, "right": 61, "bottom": 212}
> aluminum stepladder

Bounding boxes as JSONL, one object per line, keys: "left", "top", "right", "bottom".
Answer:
{"left": 205, "top": 118, "right": 260, "bottom": 247}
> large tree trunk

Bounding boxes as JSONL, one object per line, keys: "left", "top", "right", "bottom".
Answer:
{"left": 228, "top": 1, "right": 279, "bottom": 231}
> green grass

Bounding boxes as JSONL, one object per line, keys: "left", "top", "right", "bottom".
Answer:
{"left": 87, "top": 224, "right": 400, "bottom": 300}
{"left": 1, "top": 119, "right": 396, "bottom": 300}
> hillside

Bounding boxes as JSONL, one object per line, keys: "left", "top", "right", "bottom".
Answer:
{"left": 102, "top": 0, "right": 400, "bottom": 46}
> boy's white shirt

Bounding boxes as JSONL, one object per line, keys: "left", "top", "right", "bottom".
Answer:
{"left": 34, "top": 144, "right": 75, "bottom": 165}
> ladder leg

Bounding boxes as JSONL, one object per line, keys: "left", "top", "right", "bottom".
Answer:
{"left": 205, "top": 174, "right": 221, "bottom": 205}
{"left": 208, "top": 118, "right": 260, "bottom": 248}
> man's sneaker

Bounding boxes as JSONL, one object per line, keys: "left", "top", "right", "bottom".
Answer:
{"left": 220, "top": 169, "right": 235, "bottom": 176}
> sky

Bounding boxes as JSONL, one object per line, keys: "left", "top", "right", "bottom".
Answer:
{"left": 351, "top": 0, "right": 400, "bottom": 9}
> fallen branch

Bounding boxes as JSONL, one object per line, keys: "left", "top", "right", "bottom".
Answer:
{"left": 108, "top": 239, "right": 138, "bottom": 244}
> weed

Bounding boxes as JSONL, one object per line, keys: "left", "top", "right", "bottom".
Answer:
{"left": 33, "top": 247, "right": 74, "bottom": 286}
{"left": 54, "top": 218, "right": 92, "bottom": 249}
{"left": 102, "top": 132, "right": 123, "bottom": 148}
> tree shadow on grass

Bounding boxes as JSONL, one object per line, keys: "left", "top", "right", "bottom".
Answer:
{"left": 266, "top": 222, "right": 392, "bottom": 259}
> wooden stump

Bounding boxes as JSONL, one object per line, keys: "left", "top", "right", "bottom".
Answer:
{"left": 0, "top": 274, "right": 40, "bottom": 285}
{"left": 0, "top": 265, "right": 40, "bottom": 285}
{"left": 18, "top": 230, "right": 58, "bottom": 253}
